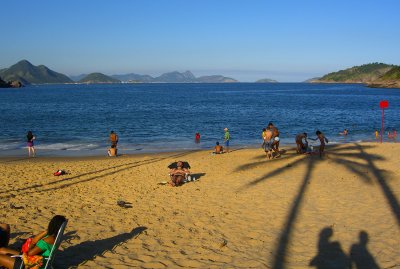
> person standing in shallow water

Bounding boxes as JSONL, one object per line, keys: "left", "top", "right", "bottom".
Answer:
{"left": 26, "top": 131, "right": 36, "bottom": 157}
{"left": 224, "top": 128, "right": 230, "bottom": 153}
{"left": 109, "top": 131, "right": 119, "bottom": 147}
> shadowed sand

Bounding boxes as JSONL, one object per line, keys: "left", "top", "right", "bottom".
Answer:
{"left": 1, "top": 143, "right": 399, "bottom": 268}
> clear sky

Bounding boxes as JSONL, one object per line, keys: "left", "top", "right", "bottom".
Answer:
{"left": 1, "top": 0, "right": 399, "bottom": 82}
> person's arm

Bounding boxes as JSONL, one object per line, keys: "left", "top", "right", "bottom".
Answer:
{"left": 26, "top": 231, "right": 47, "bottom": 256}
{"left": 325, "top": 136, "right": 329, "bottom": 143}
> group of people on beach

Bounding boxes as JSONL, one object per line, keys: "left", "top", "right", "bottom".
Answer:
{"left": 261, "top": 122, "right": 281, "bottom": 159}
{"left": 294, "top": 131, "right": 329, "bottom": 157}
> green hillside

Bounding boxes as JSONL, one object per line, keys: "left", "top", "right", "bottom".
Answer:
{"left": 379, "top": 66, "right": 400, "bottom": 80}
{"left": 0, "top": 60, "right": 73, "bottom": 84}
{"left": 316, "top": 63, "right": 394, "bottom": 83}
{"left": 79, "top": 73, "right": 121, "bottom": 84}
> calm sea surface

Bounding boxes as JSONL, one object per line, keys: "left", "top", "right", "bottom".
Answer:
{"left": 0, "top": 83, "right": 399, "bottom": 156}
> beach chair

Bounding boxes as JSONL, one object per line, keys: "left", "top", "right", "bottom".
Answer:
{"left": 43, "top": 219, "right": 68, "bottom": 269}
{"left": 16, "top": 220, "right": 68, "bottom": 269}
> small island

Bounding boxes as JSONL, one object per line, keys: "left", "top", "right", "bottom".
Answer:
{"left": 255, "top": 78, "right": 278, "bottom": 83}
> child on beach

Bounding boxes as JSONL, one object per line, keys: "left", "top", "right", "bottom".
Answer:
{"left": 0, "top": 215, "right": 66, "bottom": 269}
{"left": 213, "top": 142, "right": 223, "bottom": 154}
{"left": 310, "top": 130, "right": 329, "bottom": 157}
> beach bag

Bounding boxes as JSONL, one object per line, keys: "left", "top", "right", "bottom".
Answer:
{"left": 21, "top": 238, "right": 44, "bottom": 269}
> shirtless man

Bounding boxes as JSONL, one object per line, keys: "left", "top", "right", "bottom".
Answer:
{"left": 295, "top": 133, "right": 308, "bottom": 154}
{"left": 169, "top": 161, "right": 191, "bottom": 186}
{"left": 263, "top": 128, "right": 273, "bottom": 158}
{"left": 267, "top": 122, "right": 280, "bottom": 158}
{"left": 310, "top": 130, "right": 329, "bottom": 158}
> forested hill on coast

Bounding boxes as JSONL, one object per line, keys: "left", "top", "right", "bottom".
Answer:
{"left": 0, "top": 60, "right": 73, "bottom": 85}
{"left": 310, "top": 63, "right": 400, "bottom": 88}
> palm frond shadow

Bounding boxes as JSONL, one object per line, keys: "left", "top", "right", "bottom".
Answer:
{"left": 236, "top": 143, "right": 399, "bottom": 269}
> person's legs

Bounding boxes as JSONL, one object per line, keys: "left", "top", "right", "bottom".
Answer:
{"left": 31, "top": 146, "right": 35, "bottom": 157}
{"left": 319, "top": 144, "right": 325, "bottom": 157}
{"left": 296, "top": 141, "right": 301, "bottom": 154}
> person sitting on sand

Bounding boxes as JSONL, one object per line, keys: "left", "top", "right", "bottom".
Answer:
{"left": 169, "top": 161, "right": 191, "bottom": 187}
{"left": 309, "top": 130, "right": 329, "bottom": 158}
{"left": 0, "top": 223, "right": 10, "bottom": 249}
{"left": 295, "top": 133, "right": 308, "bottom": 154}
{"left": 0, "top": 215, "right": 66, "bottom": 269}
{"left": 214, "top": 142, "right": 224, "bottom": 154}
{"left": 108, "top": 144, "right": 118, "bottom": 157}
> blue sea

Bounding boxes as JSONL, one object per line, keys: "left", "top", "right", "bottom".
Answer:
{"left": 0, "top": 83, "right": 399, "bottom": 156}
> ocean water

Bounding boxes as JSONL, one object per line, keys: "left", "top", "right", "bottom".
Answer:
{"left": 0, "top": 83, "right": 399, "bottom": 156}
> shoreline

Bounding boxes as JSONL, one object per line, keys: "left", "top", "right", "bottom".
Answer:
{"left": 0, "top": 138, "right": 389, "bottom": 158}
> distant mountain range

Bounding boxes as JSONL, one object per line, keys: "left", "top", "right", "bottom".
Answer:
{"left": 110, "top": 71, "right": 237, "bottom": 83}
{"left": 310, "top": 63, "right": 400, "bottom": 88}
{"left": 0, "top": 60, "right": 239, "bottom": 84}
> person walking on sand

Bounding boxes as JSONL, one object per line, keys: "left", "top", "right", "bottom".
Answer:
{"left": 224, "top": 128, "right": 230, "bottom": 153}
{"left": 26, "top": 131, "right": 36, "bottom": 157}
{"left": 310, "top": 130, "right": 329, "bottom": 158}
{"left": 374, "top": 130, "right": 379, "bottom": 142}
{"left": 109, "top": 131, "right": 119, "bottom": 147}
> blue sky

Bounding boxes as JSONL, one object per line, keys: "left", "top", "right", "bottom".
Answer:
{"left": 1, "top": 0, "right": 399, "bottom": 82}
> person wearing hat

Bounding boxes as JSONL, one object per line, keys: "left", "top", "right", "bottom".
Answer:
{"left": 224, "top": 128, "right": 230, "bottom": 152}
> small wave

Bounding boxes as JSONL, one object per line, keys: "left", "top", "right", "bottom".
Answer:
{"left": 35, "top": 143, "right": 100, "bottom": 151}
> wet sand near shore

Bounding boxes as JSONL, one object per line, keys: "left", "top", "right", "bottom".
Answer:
{"left": 1, "top": 143, "right": 399, "bottom": 268}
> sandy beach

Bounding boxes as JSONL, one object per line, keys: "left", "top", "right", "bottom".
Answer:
{"left": 1, "top": 142, "right": 399, "bottom": 268}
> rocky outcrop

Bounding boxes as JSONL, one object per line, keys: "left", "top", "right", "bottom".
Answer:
{"left": 367, "top": 80, "right": 400, "bottom": 89}
{"left": 0, "top": 77, "right": 23, "bottom": 88}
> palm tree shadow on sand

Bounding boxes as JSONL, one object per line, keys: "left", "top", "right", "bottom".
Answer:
{"left": 57, "top": 226, "right": 147, "bottom": 268}
{"left": 237, "top": 143, "right": 399, "bottom": 269}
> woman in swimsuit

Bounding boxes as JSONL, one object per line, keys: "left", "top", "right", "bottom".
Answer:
{"left": 26, "top": 131, "right": 36, "bottom": 157}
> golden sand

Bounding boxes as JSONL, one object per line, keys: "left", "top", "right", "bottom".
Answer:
{"left": 1, "top": 143, "right": 399, "bottom": 268}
